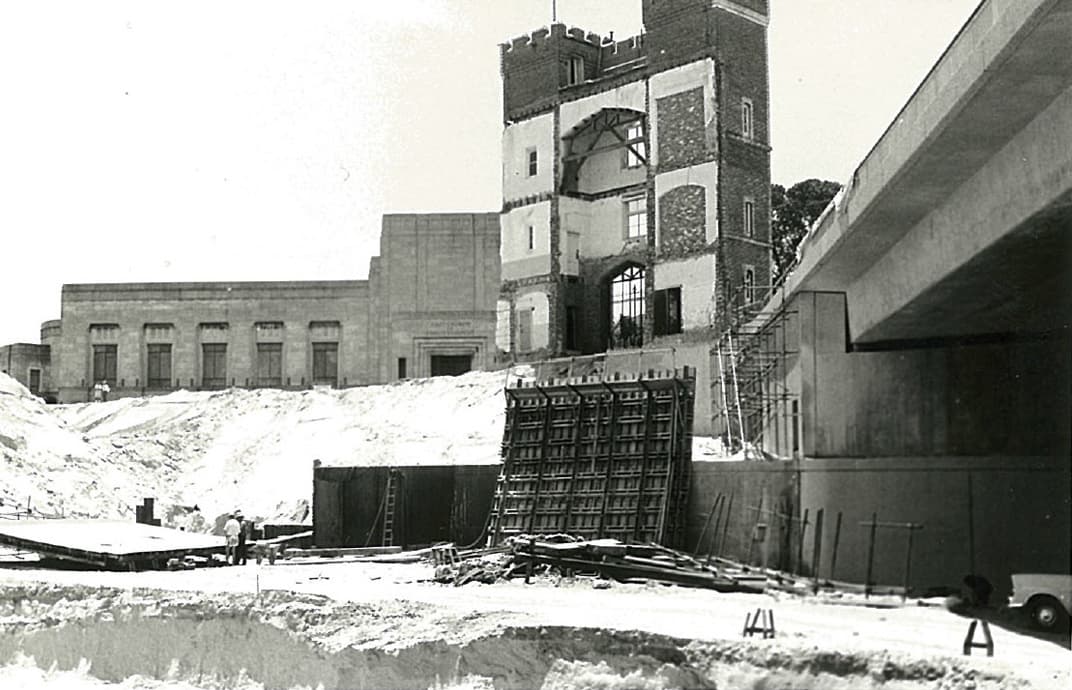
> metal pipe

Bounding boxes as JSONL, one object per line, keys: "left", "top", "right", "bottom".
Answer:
{"left": 865, "top": 512, "right": 878, "bottom": 599}
{"left": 903, "top": 527, "right": 915, "bottom": 602}
{"left": 718, "top": 491, "right": 735, "bottom": 559}
{"left": 829, "top": 511, "right": 842, "bottom": 581}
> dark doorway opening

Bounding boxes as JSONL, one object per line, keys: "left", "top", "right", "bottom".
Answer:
{"left": 430, "top": 354, "right": 472, "bottom": 377}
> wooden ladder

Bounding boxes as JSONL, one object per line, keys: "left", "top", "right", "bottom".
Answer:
{"left": 382, "top": 470, "right": 398, "bottom": 547}
{"left": 716, "top": 334, "right": 746, "bottom": 451}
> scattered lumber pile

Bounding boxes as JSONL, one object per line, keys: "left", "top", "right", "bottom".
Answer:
{"left": 429, "top": 535, "right": 765, "bottom": 592}
{"left": 706, "top": 554, "right": 909, "bottom": 605}
{"left": 506, "top": 536, "right": 764, "bottom": 592}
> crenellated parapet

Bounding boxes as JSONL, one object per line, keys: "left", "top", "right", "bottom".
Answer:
{"left": 501, "top": 24, "right": 651, "bottom": 122}
{"left": 501, "top": 0, "right": 768, "bottom": 121}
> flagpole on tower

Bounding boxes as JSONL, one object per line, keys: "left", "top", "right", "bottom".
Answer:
{"left": 552, "top": 0, "right": 557, "bottom": 23}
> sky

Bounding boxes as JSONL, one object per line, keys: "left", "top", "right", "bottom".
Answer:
{"left": 0, "top": 0, "right": 981, "bottom": 346}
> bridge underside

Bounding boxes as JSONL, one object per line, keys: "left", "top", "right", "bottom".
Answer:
{"left": 854, "top": 191, "right": 1072, "bottom": 346}
{"left": 788, "top": 0, "right": 1072, "bottom": 347}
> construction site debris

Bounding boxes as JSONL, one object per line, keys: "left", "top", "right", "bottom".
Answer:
{"left": 429, "top": 535, "right": 767, "bottom": 592}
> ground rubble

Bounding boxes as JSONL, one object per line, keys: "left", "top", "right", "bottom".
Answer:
{"left": 0, "top": 581, "right": 1045, "bottom": 690}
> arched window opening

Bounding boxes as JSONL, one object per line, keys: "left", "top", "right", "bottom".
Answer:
{"left": 610, "top": 265, "right": 645, "bottom": 349}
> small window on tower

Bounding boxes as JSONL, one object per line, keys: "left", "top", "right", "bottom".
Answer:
{"left": 741, "top": 97, "right": 754, "bottom": 140}
{"left": 743, "top": 198, "right": 755, "bottom": 238}
{"left": 743, "top": 266, "right": 756, "bottom": 303}
{"left": 526, "top": 148, "right": 538, "bottom": 177}
{"left": 527, "top": 226, "right": 535, "bottom": 252}
{"left": 565, "top": 56, "right": 585, "bottom": 86}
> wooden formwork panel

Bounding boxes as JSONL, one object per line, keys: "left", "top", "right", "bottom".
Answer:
{"left": 488, "top": 371, "right": 694, "bottom": 549}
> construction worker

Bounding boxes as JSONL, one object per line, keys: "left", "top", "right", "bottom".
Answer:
{"left": 224, "top": 513, "right": 241, "bottom": 564}
{"left": 235, "top": 510, "right": 250, "bottom": 565}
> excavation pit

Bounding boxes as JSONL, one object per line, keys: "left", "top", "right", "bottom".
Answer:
{"left": 0, "top": 583, "right": 1034, "bottom": 690}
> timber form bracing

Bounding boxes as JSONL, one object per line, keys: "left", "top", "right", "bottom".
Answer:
{"left": 713, "top": 283, "right": 801, "bottom": 459}
{"left": 489, "top": 359, "right": 695, "bottom": 549}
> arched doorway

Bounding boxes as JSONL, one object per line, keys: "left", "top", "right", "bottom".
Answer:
{"left": 609, "top": 264, "right": 645, "bottom": 349}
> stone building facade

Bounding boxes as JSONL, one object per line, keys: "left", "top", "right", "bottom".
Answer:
{"left": 1, "top": 338, "right": 53, "bottom": 399}
{"left": 8, "top": 213, "right": 500, "bottom": 403}
{"left": 496, "top": 0, "right": 772, "bottom": 359}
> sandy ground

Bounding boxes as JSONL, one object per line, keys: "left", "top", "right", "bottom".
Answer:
{"left": 1, "top": 558, "right": 1068, "bottom": 689}
{"left": 2, "top": 371, "right": 731, "bottom": 532}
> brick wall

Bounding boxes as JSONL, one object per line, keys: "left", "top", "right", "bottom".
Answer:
{"left": 656, "top": 88, "right": 707, "bottom": 171}
{"left": 723, "top": 238, "right": 771, "bottom": 300}
{"left": 501, "top": 26, "right": 604, "bottom": 122}
{"left": 658, "top": 185, "right": 706, "bottom": 259}
{"left": 716, "top": 11, "right": 769, "bottom": 145}
{"left": 642, "top": 0, "right": 711, "bottom": 70}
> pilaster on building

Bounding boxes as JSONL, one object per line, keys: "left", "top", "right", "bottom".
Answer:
{"left": 496, "top": 0, "right": 773, "bottom": 362}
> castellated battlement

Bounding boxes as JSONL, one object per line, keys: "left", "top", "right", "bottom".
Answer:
{"left": 601, "top": 34, "right": 646, "bottom": 72}
{"left": 500, "top": 0, "right": 764, "bottom": 120}
{"left": 501, "top": 24, "right": 602, "bottom": 55}
{"left": 500, "top": 22, "right": 650, "bottom": 121}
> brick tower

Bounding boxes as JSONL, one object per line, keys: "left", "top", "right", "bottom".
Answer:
{"left": 495, "top": 0, "right": 771, "bottom": 360}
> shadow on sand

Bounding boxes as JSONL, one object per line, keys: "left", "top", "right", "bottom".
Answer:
{"left": 948, "top": 602, "right": 1071, "bottom": 650}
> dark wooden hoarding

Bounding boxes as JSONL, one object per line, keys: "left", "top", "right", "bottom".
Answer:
{"left": 312, "top": 464, "right": 498, "bottom": 548}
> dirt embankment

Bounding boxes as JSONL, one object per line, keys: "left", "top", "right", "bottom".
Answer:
{"left": 0, "top": 583, "right": 1035, "bottom": 690}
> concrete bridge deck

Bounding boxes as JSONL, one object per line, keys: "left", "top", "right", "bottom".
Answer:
{"left": 784, "top": 0, "right": 1072, "bottom": 345}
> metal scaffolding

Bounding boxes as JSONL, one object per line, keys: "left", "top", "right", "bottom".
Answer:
{"left": 712, "top": 284, "right": 801, "bottom": 458}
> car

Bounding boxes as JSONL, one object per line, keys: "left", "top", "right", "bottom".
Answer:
{"left": 1010, "top": 573, "right": 1072, "bottom": 631}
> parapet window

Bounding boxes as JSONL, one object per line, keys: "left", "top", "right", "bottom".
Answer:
{"left": 743, "top": 198, "right": 756, "bottom": 238}
{"left": 625, "top": 195, "right": 647, "bottom": 239}
{"left": 623, "top": 120, "right": 646, "bottom": 169}
{"left": 565, "top": 56, "right": 585, "bottom": 86}
{"left": 526, "top": 147, "right": 538, "bottom": 177}
{"left": 741, "top": 97, "right": 754, "bottom": 141}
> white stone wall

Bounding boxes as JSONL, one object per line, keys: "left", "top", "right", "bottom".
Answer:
{"left": 654, "top": 255, "right": 717, "bottom": 330}
{"left": 502, "top": 112, "right": 554, "bottom": 202}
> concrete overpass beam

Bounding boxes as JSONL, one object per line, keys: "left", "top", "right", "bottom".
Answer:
{"left": 849, "top": 82, "right": 1072, "bottom": 342}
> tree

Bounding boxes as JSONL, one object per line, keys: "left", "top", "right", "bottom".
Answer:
{"left": 770, "top": 178, "right": 842, "bottom": 279}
